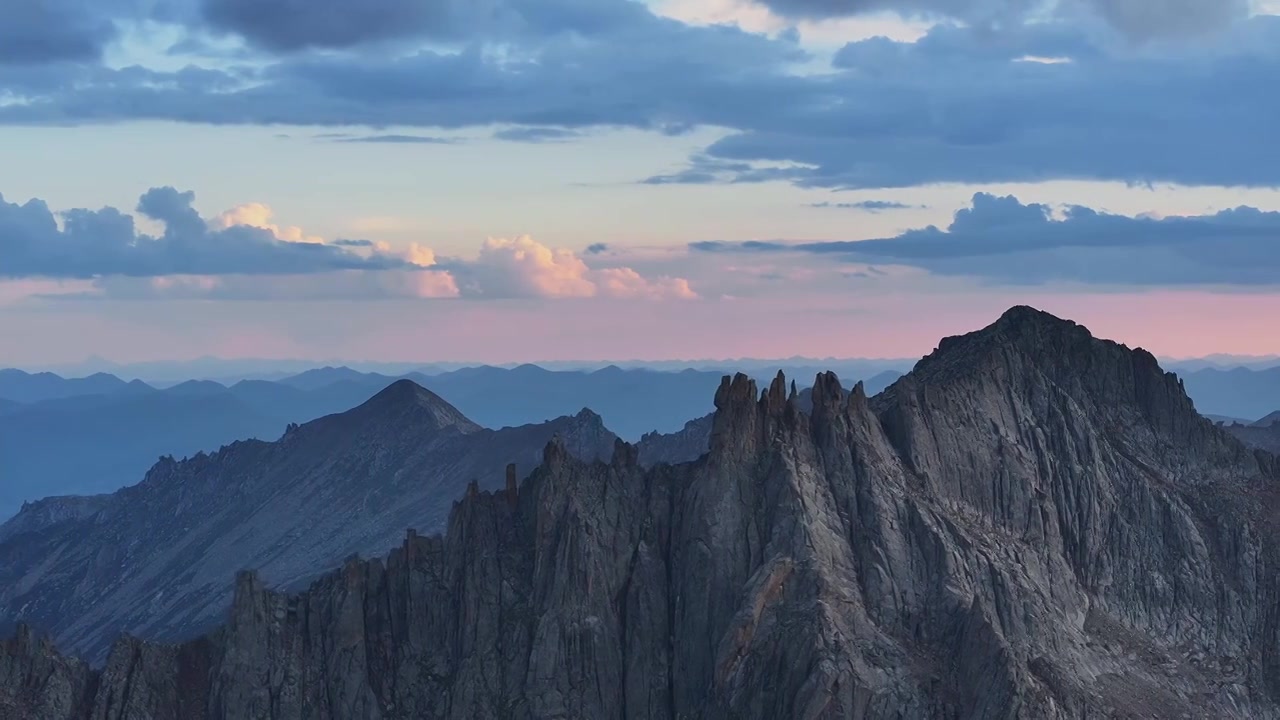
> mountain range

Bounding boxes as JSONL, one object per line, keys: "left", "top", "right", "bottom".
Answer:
{"left": 1178, "top": 365, "right": 1280, "bottom": 421}
{"left": 0, "top": 365, "right": 904, "bottom": 519}
{"left": 4, "top": 307, "right": 1280, "bottom": 718}
{"left": 1218, "top": 410, "right": 1280, "bottom": 455}
{"left": 5, "top": 359, "right": 1279, "bottom": 521}
{"left": 0, "top": 381, "right": 630, "bottom": 664}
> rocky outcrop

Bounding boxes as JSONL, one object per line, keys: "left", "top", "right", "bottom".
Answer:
{"left": 5, "top": 306, "right": 1280, "bottom": 719}
{"left": 633, "top": 383, "right": 860, "bottom": 467}
{"left": 0, "top": 381, "right": 618, "bottom": 666}
{"left": 636, "top": 413, "right": 714, "bottom": 465}
{"left": 0, "top": 495, "right": 111, "bottom": 544}
{"left": 1223, "top": 419, "right": 1280, "bottom": 454}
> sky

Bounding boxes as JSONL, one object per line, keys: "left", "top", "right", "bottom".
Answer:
{"left": 2, "top": 0, "right": 1280, "bottom": 365}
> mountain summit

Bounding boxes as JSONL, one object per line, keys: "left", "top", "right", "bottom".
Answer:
{"left": 343, "top": 379, "right": 481, "bottom": 434}
{"left": 0, "top": 381, "right": 617, "bottom": 664}
{"left": 4, "top": 307, "right": 1279, "bottom": 718}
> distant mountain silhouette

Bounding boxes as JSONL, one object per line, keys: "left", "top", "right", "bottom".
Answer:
{"left": 274, "top": 365, "right": 392, "bottom": 391}
{"left": 1179, "top": 366, "right": 1280, "bottom": 420}
{"left": 4, "top": 359, "right": 1268, "bottom": 520}
{"left": 0, "top": 365, "right": 818, "bottom": 519}
{"left": 0, "top": 369, "right": 142, "bottom": 404}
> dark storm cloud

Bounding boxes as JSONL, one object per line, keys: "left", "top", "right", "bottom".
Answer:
{"left": 691, "top": 194, "right": 1280, "bottom": 286}
{"left": 0, "top": 187, "right": 410, "bottom": 279}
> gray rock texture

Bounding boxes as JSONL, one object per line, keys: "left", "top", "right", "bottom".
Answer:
{"left": 0, "top": 381, "right": 619, "bottom": 665}
{"left": 4, "top": 306, "right": 1280, "bottom": 719}
{"left": 636, "top": 413, "right": 713, "bottom": 466}
{"left": 0, "top": 495, "right": 111, "bottom": 544}
{"left": 1223, "top": 419, "right": 1280, "bottom": 454}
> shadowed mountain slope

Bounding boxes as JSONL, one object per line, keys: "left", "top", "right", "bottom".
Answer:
{"left": 0, "top": 365, "right": 896, "bottom": 518}
{"left": 0, "top": 381, "right": 617, "bottom": 664}
{"left": 4, "top": 307, "right": 1280, "bottom": 718}
{"left": 1221, "top": 411, "right": 1280, "bottom": 454}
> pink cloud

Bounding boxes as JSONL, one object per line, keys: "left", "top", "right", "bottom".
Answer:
{"left": 463, "top": 235, "right": 698, "bottom": 300}
{"left": 213, "top": 203, "right": 325, "bottom": 245}
{"left": 472, "top": 236, "right": 597, "bottom": 298}
{"left": 595, "top": 268, "right": 698, "bottom": 300}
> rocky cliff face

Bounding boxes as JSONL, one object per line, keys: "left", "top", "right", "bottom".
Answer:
{"left": 633, "top": 384, "right": 856, "bottom": 467}
{"left": 636, "top": 413, "right": 714, "bottom": 466}
{"left": 0, "top": 381, "right": 619, "bottom": 666}
{"left": 1223, "top": 420, "right": 1280, "bottom": 454}
{"left": 0, "top": 495, "right": 111, "bottom": 544}
{"left": 4, "top": 306, "right": 1280, "bottom": 719}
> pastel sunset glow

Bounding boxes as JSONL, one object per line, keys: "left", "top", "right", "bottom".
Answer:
{"left": 3, "top": 0, "right": 1280, "bottom": 366}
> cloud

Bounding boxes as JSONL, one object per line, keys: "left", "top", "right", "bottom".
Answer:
{"left": 0, "top": 1, "right": 117, "bottom": 64}
{"left": 691, "top": 193, "right": 1280, "bottom": 286}
{"left": 0, "top": 187, "right": 411, "bottom": 279}
{"left": 213, "top": 203, "right": 325, "bottom": 244}
{"left": 403, "top": 242, "right": 439, "bottom": 267}
{"left": 594, "top": 268, "right": 698, "bottom": 300}
{"left": 1075, "top": 0, "right": 1251, "bottom": 40}
{"left": 450, "top": 235, "right": 697, "bottom": 299}
{"left": 86, "top": 269, "right": 462, "bottom": 301}
{"left": 198, "top": 0, "right": 465, "bottom": 51}
{"left": 330, "top": 134, "right": 456, "bottom": 144}
{"left": 752, "top": 0, "right": 1251, "bottom": 40}
{"left": 0, "top": 3, "right": 808, "bottom": 130}
{"left": 1, "top": 1, "right": 1278, "bottom": 193}
{"left": 585, "top": 243, "right": 610, "bottom": 254}
{"left": 492, "top": 127, "right": 586, "bottom": 143}
{"left": 752, "top": 0, "right": 1038, "bottom": 24}
{"left": 654, "top": 18, "right": 1280, "bottom": 189}
{"left": 1, "top": 184, "right": 694, "bottom": 302}
{"left": 810, "top": 200, "right": 922, "bottom": 212}
{"left": 196, "top": 0, "right": 648, "bottom": 51}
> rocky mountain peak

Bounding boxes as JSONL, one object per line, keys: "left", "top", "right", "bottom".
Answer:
{"left": 341, "top": 379, "right": 481, "bottom": 435}
{"left": 7, "top": 307, "right": 1280, "bottom": 718}
{"left": 879, "top": 305, "right": 1223, "bottom": 456}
